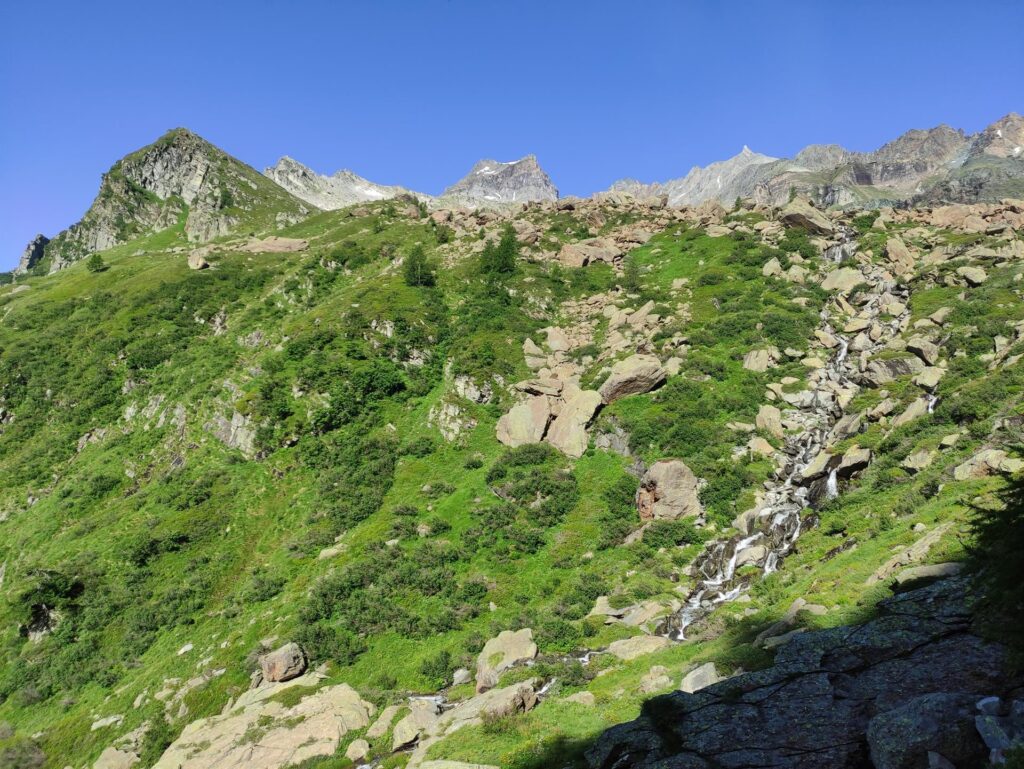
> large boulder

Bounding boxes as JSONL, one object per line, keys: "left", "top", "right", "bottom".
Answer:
{"left": 153, "top": 682, "right": 373, "bottom": 769}
{"left": 778, "top": 198, "right": 834, "bottom": 235}
{"left": 475, "top": 629, "right": 537, "bottom": 693}
{"left": 607, "top": 635, "right": 672, "bottom": 661}
{"left": 496, "top": 396, "right": 552, "bottom": 447}
{"left": 680, "top": 662, "right": 723, "bottom": 693}
{"left": 545, "top": 390, "right": 602, "bottom": 458}
{"left": 558, "top": 238, "right": 623, "bottom": 268}
{"left": 863, "top": 356, "right": 925, "bottom": 386}
{"left": 953, "top": 449, "right": 1024, "bottom": 480}
{"left": 756, "top": 404, "right": 784, "bottom": 438}
{"left": 259, "top": 642, "right": 306, "bottom": 683}
{"left": 635, "top": 459, "right": 703, "bottom": 521}
{"left": 821, "top": 267, "right": 864, "bottom": 292}
{"left": 598, "top": 354, "right": 667, "bottom": 403}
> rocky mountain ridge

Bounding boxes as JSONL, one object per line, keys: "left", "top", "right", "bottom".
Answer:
{"left": 12, "top": 115, "right": 1024, "bottom": 276}
{"left": 263, "top": 156, "right": 429, "bottom": 210}
{"left": 613, "top": 113, "right": 1024, "bottom": 209}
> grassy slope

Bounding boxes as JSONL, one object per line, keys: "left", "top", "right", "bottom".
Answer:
{"left": 0, "top": 203, "right": 1020, "bottom": 768}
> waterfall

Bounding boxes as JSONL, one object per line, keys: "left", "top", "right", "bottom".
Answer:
{"left": 825, "top": 468, "right": 839, "bottom": 499}
{"left": 658, "top": 229, "right": 911, "bottom": 641}
{"left": 927, "top": 394, "right": 938, "bottom": 414}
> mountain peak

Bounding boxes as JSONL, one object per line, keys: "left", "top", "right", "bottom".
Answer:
{"left": 32, "top": 130, "right": 309, "bottom": 273}
{"left": 263, "top": 158, "right": 428, "bottom": 210}
{"left": 441, "top": 155, "right": 557, "bottom": 206}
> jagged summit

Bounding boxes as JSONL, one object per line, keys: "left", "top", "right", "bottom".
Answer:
{"left": 263, "top": 156, "right": 429, "bottom": 210}
{"left": 22, "top": 127, "right": 310, "bottom": 274}
{"left": 608, "top": 114, "right": 1024, "bottom": 209}
{"left": 439, "top": 154, "right": 558, "bottom": 207}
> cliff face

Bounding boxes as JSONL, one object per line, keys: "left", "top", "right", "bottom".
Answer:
{"left": 439, "top": 155, "right": 558, "bottom": 207}
{"left": 35, "top": 128, "right": 311, "bottom": 273}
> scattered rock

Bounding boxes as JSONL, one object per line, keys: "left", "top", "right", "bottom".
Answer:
{"left": 598, "top": 354, "right": 666, "bottom": 403}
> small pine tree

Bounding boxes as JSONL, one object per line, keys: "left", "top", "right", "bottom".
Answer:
{"left": 86, "top": 253, "right": 106, "bottom": 273}
{"left": 403, "top": 244, "right": 435, "bottom": 287}
{"left": 481, "top": 225, "right": 519, "bottom": 275}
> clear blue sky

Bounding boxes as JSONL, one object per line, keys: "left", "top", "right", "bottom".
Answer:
{"left": 2, "top": 0, "right": 1022, "bottom": 270}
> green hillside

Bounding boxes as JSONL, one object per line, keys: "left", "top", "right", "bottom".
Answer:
{"left": 0, "top": 140, "right": 1022, "bottom": 769}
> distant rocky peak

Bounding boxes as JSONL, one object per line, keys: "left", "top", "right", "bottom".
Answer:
{"left": 971, "top": 113, "right": 1024, "bottom": 159}
{"left": 441, "top": 155, "right": 557, "bottom": 207}
{"left": 264, "top": 158, "right": 427, "bottom": 210}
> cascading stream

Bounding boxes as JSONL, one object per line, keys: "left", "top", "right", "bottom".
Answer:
{"left": 660, "top": 232, "right": 910, "bottom": 640}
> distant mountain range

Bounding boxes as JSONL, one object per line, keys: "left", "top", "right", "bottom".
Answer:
{"left": 612, "top": 113, "right": 1024, "bottom": 207}
{"left": 12, "top": 113, "right": 1024, "bottom": 274}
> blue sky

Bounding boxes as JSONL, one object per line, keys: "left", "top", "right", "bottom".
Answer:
{"left": 1, "top": 0, "right": 1022, "bottom": 270}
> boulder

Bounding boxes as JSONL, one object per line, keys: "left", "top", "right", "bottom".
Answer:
{"left": 366, "top": 704, "right": 401, "bottom": 739}
{"left": 680, "top": 662, "right": 723, "bottom": 693}
{"left": 906, "top": 337, "right": 940, "bottom": 366}
{"left": 913, "top": 367, "right": 944, "bottom": 390}
{"left": 742, "top": 348, "right": 777, "bottom": 372}
{"left": 884, "top": 238, "right": 915, "bottom": 276}
{"left": 821, "top": 267, "right": 864, "bottom": 292}
{"left": 902, "top": 450, "right": 936, "bottom": 473}
{"left": 153, "top": 683, "right": 373, "bottom": 769}
{"left": 187, "top": 252, "right": 210, "bottom": 270}
{"left": 392, "top": 699, "right": 440, "bottom": 750}
{"left": 778, "top": 198, "right": 834, "bottom": 235}
{"left": 545, "top": 390, "right": 602, "bottom": 458}
{"left": 953, "top": 449, "right": 1024, "bottom": 480}
{"left": 558, "top": 238, "right": 623, "bottom": 268}
{"left": 635, "top": 460, "right": 703, "bottom": 521}
{"left": 956, "top": 265, "right": 987, "bottom": 286}
{"left": 496, "top": 396, "right": 552, "bottom": 447}
{"left": 893, "top": 562, "right": 963, "bottom": 587}
{"left": 598, "top": 354, "right": 666, "bottom": 403}
{"left": 864, "top": 356, "right": 925, "bottom": 386}
{"left": 475, "top": 629, "right": 537, "bottom": 693}
{"left": 607, "top": 635, "right": 672, "bottom": 661}
{"left": 345, "top": 739, "right": 370, "bottom": 762}
{"left": 756, "top": 404, "right": 784, "bottom": 438}
{"left": 259, "top": 643, "right": 306, "bottom": 683}
{"left": 892, "top": 398, "right": 931, "bottom": 427}
{"left": 837, "top": 446, "right": 871, "bottom": 477}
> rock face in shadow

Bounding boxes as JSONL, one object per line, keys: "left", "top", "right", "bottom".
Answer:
{"left": 586, "top": 578, "right": 1016, "bottom": 769}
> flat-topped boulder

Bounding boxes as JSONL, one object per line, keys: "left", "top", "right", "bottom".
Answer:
{"left": 475, "top": 629, "right": 537, "bottom": 693}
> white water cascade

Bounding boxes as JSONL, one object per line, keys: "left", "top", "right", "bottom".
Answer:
{"left": 660, "top": 232, "right": 911, "bottom": 640}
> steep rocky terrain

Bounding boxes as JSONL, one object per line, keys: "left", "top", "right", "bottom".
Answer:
{"left": 438, "top": 155, "right": 558, "bottom": 207}
{"left": 1, "top": 129, "right": 1023, "bottom": 769}
{"left": 614, "top": 114, "right": 1024, "bottom": 209}
{"left": 264, "top": 156, "right": 428, "bottom": 210}
{"left": 18, "top": 129, "right": 312, "bottom": 274}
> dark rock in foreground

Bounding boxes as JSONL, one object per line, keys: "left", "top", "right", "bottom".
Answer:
{"left": 586, "top": 578, "right": 1019, "bottom": 768}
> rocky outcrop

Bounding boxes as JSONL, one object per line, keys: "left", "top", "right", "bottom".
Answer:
{"left": 635, "top": 460, "right": 703, "bottom": 521}
{"left": 41, "top": 128, "right": 311, "bottom": 272}
{"left": 264, "top": 156, "right": 428, "bottom": 210}
{"left": 586, "top": 578, "right": 1017, "bottom": 769}
{"left": 439, "top": 155, "right": 557, "bottom": 207}
{"left": 153, "top": 681, "right": 374, "bottom": 769}
{"left": 14, "top": 234, "right": 49, "bottom": 275}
